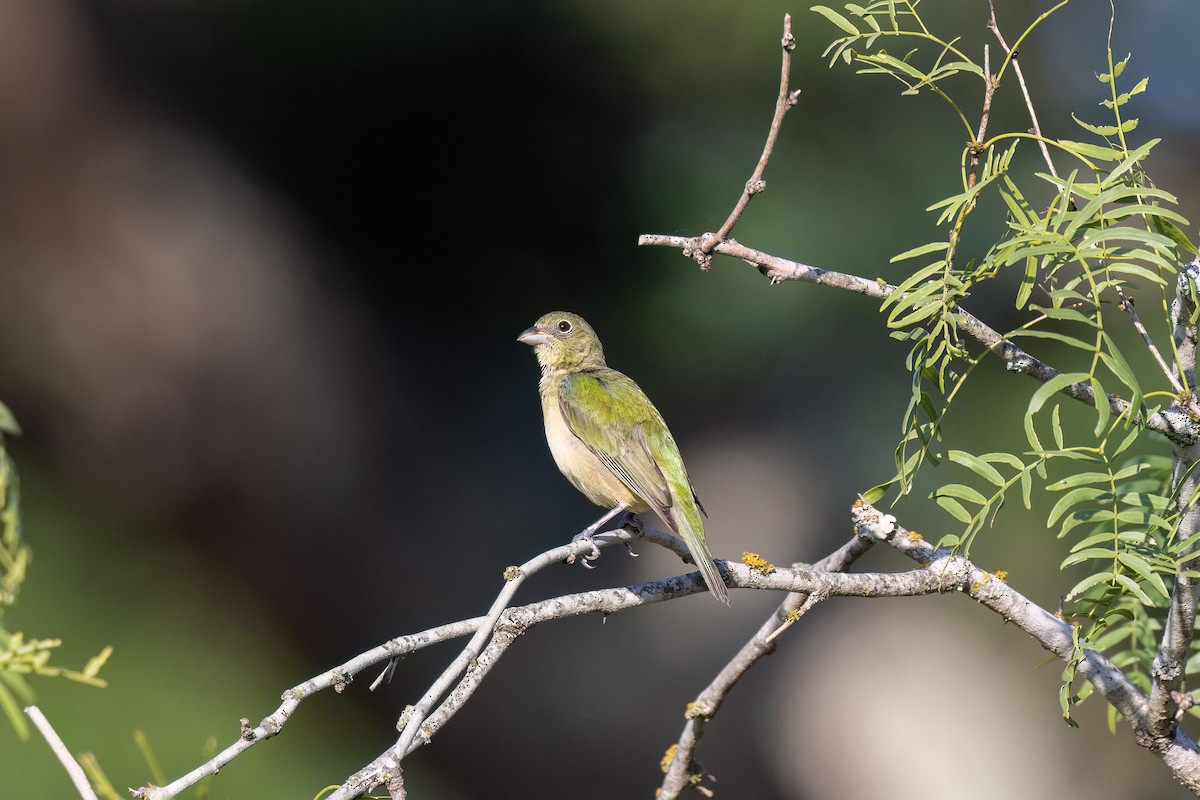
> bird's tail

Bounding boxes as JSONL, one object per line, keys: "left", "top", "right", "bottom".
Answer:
{"left": 671, "top": 509, "right": 731, "bottom": 606}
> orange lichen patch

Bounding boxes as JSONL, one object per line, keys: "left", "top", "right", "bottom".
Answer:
{"left": 660, "top": 744, "right": 679, "bottom": 773}
{"left": 741, "top": 551, "right": 775, "bottom": 575}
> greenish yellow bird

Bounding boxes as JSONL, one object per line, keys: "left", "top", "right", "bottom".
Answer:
{"left": 518, "top": 311, "right": 730, "bottom": 605}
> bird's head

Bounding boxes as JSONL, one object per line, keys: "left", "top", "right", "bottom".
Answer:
{"left": 518, "top": 312, "right": 607, "bottom": 371}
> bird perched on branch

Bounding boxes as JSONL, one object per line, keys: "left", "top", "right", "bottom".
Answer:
{"left": 518, "top": 311, "right": 730, "bottom": 605}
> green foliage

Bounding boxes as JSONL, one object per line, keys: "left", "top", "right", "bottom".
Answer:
{"left": 0, "top": 402, "right": 109, "bottom": 741}
{"left": 814, "top": 2, "right": 1200, "bottom": 722}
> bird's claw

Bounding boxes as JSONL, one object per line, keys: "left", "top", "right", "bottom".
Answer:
{"left": 571, "top": 531, "right": 603, "bottom": 566}
{"left": 616, "top": 513, "right": 642, "bottom": 557}
{"left": 567, "top": 508, "right": 638, "bottom": 568}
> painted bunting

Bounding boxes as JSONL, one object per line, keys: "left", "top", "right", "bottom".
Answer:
{"left": 518, "top": 311, "right": 730, "bottom": 605}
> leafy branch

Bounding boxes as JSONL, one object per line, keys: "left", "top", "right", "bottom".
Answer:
{"left": 640, "top": 4, "right": 1200, "bottom": 794}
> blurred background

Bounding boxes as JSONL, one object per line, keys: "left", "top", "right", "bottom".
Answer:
{"left": 1, "top": 0, "right": 1198, "bottom": 797}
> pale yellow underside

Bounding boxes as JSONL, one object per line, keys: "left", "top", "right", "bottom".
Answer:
{"left": 540, "top": 388, "right": 649, "bottom": 513}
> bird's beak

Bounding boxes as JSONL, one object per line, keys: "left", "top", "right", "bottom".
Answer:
{"left": 517, "top": 326, "right": 549, "bottom": 346}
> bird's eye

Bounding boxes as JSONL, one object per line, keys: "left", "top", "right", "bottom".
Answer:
{"left": 557, "top": 320, "right": 572, "bottom": 333}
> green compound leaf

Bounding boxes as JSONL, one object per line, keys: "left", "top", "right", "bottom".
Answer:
{"left": 811, "top": 5, "right": 860, "bottom": 35}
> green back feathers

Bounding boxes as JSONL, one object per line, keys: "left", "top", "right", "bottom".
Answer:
{"left": 560, "top": 370, "right": 676, "bottom": 518}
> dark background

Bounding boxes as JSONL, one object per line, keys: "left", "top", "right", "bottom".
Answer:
{"left": 1, "top": 1, "right": 1198, "bottom": 797}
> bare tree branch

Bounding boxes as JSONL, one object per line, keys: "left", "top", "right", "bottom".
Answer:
{"left": 133, "top": 524, "right": 672, "bottom": 800}
{"left": 688, "top": 14, "right": 801, "bottom": 270}
{"left": 345, "top": 500, "right": 1200, "bottom": 799}
{"left": 660, "top": 529, "right": 876, "bottom": 798}
{"left": 25, "top": 706, "right": 98, "bottom": 800}
{"left": 130, "top": 493, "right": 1200, "bottom": 799}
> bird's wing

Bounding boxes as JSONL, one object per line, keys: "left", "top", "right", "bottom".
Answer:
{"left": 559, "top": 370, "right": 674, "bottom": 516}
{"left": 562, "top": 369, "right": 728, "bottom": 605}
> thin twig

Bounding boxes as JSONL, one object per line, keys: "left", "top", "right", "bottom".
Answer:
{"left": 949, "top": 39, "right": 995, "bottom": 266}
{"left": 133, "top": 614, "right": 485, "bottom": 798}
{"left": 690, "top": 14, "right": 801, "bottom": 269}
{"left": 24, "top": 706, "right": 98, "bottom": 800}
{"left": 1117, "top": 285, "right": 1187, "bottom": 396}
{"left": 966, "top": 43, "right": 994, "bottom": 191}
{"left": 988, "top": 1, "right": 1058, "bottom": 179}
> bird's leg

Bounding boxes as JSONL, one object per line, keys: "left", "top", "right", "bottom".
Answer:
{"left": 570, "top": 504, "right": 628, "bottom": 568}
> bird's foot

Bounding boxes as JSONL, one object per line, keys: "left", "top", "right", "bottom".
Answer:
{"left": 570, "top": 530, "right": 603, "bottom": 567}
{"left": 566, "top": 505, "right": 630, "bottom": 568}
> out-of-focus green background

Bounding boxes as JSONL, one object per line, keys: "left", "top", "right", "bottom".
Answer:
{"left": 2, "top": 1, "right": 1198, "bottom": 798}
